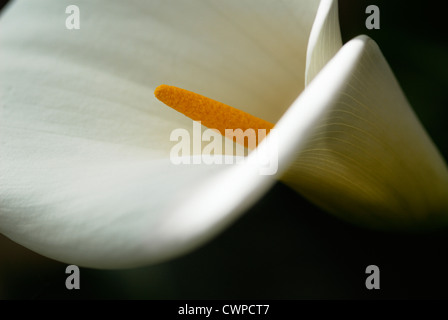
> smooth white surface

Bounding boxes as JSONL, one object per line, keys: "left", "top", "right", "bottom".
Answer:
{"left": 282, "top": 36, "right": 448, "bottom": 229}
{"left": 0, "top": 0, "right": 333, "bottom": 268}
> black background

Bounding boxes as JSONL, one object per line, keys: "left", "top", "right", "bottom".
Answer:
{"left": 1, "top": 0, "right": 447, "bottom": 299}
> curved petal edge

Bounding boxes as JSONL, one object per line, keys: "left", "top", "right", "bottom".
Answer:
{"left": 282, "top": 35, "right": 448, "bottom": 230}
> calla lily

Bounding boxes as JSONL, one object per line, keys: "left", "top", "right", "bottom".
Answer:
{"left": 1, "top": 0, "right": 447, "bottom": 269}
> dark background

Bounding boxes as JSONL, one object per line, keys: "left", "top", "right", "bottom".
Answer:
{"left": 1, "top": 0, "right": 447, "bottom": 299}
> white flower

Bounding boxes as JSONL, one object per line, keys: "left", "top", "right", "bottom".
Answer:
{"left": 1, "top": 0, "right": 447, "bottom": 269}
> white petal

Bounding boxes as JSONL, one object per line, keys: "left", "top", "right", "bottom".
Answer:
{"left": 0, "top": 0, "right": 323, "bottom": 267}
{"left": 305, "top": 0, "right": 342, "bottom": 84}
{"left": 1, "top": 0, "right": 322, "bottom": 130}
{"left": 280, "top": 35, "right": 448, "bottom": 230}
{"left": 1, "top": 152, "right": 276, "bottom": 268}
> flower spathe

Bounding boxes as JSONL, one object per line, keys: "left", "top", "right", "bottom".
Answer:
{"left": 0, "top": 0, "right": 447, "bottom": 269}
{"left": 0, "top": 0, "right": 327, "bottom": 268}
{"left": 280, "top": 36, "right": 448, "bottom": 230}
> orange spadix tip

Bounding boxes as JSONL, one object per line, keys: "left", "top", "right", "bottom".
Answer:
{"left": 154, "top": 84, "right": 274, "bottom": 148}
